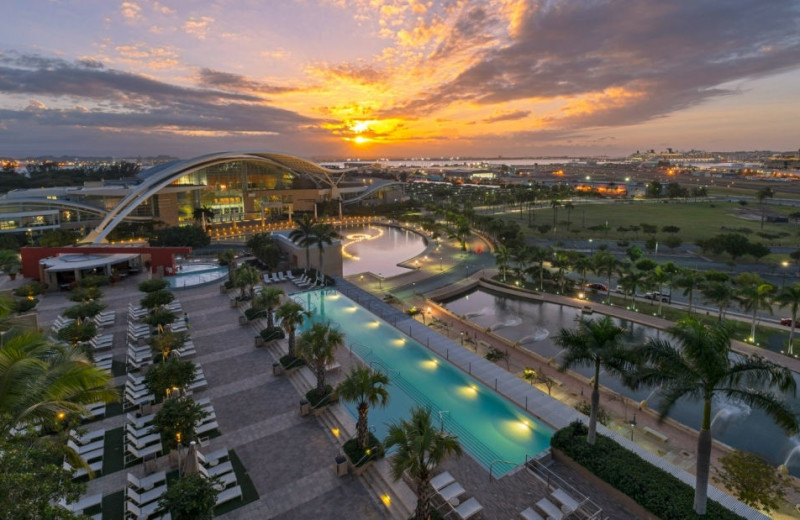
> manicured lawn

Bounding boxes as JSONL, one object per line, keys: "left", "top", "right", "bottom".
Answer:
{"left": 495, "top": 200, "right": 799, "bottom": 244}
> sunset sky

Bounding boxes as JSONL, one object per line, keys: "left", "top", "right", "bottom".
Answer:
{"left": 1, "top": 0, "right": 799, "bottom": 159}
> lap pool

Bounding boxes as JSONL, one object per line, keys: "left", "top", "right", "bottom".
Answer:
{"left": 297, "top": 289, "right": 554, "bottom": 476}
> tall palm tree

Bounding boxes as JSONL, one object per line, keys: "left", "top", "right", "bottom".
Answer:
{"left": 296, "top": 322, "right": 345, "bottom": 394}
{"left": 776, "top": 283, "right": 800, "bottom": 354}
{"left": 564, "top": 201, "right": 574, "bottom": 227}
{"left": 253, "top": 287, "right": 284, "bottom": 330}
{"left": 572, "top": 253, "right": 592, "bottom": 288}
{"left": 494, "top": 245, "right": 511, "bottom": 282}
{"left": 630, "top": 318, "right": 797, "bottom": 515}
{"left": 384, "top": 406, "right": 462, "bottom": 520}
{"left": 700, "top": 281, "right": 735, "bottom": 321}
{"left": 619, "top": 268, "right": 645, "bottom": 309}
{"left": 511, "top": 245, "right": 531, "bottom": 282}
{"left": 338, "top": 366, "right": 389, "bottom": 449}
{"left": 550, "top": 199, "right": 560, "bottom": 227}
{"left": 528, "top": 246, "right": 550, "bottom": 291}
{"left": 736, "top": 280, "right": 774, "bottom": 342}
{"left": 312, "top": 222, "right": 339, "bottom": 279}
{"left": 217, "top": 249, "right": 235, "bottom": 279}
{"left": 0, "top": 332, "right": 118, "bottom": 435}
{"left": 756, "top": 186, "right": 775, "bottom": 229}
{"left": 554, "top": 317, "right": 629, "bottom": 445}
{"left": 275, "top": 301, "right": 310, "bottom": 358}
{"left": 234, "top": 263, "right": 261, "bottom": 300}
{"left": 592, "top": 251, "right": 618, "bottom": 302}
{"left": 288, "top": 213, "right": 317, "bottom": 271}
{"left": 676, "top": 268, "right": 703, "bottom": 314}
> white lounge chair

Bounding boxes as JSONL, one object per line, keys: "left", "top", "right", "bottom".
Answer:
{"left": 551, "top": 488, "right": 580, "bottom": 513}
{"left": 454, "top": 497, "right": 483, "bottom": 519}
{"left": 127, "top": 471, "right": 167, "bottom": 492}
{"left": 430, "top": 471, "right": 455, "bottom": 492}
{"left": 438, "top": 482, "right": 465, "bottom": 504}
{"left": 520, "top": 507, "right": 545, "bottom": 520}
{"left": 215, "top": 485, "right": 242, "bottom": 506}
{"left": 535, "top": 498, "right": 563, "bottom": 520}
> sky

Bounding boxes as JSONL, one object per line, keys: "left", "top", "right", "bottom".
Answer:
{"left": 1, "top": 0, "right": 799, "bottom": 160}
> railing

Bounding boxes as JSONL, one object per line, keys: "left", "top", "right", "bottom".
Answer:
{"left": 354, "top": 443, "right": 383, "bottom": 467}
{"left": 527, "top": 456, "right": 604, "bottom": 520}
{"left": 489, "top": 458, "right": 520, "bottom": 482}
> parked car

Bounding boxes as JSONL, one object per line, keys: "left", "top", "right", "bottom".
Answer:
{"left": 586, "top": 283, "right": 607, "bottom": 291}
{"left": 612, "top": 286, "right": 626, "bottom": 294}
{"left": 644, "top": 292, "right": 671, "bottom": 303}
{"left": 780, "top": 318, "right": 800, "bottom": 327}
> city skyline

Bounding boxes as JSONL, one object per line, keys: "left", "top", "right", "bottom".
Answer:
{"left": 1, "top": 0, "right": 799, "bottom": 159}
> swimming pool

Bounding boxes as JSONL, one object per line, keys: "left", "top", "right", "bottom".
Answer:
{"left": 298, "top": 289, "right": 554, "bottom": 475}
{"left": 168, "top": 263, "right": 228, "bottom": 288}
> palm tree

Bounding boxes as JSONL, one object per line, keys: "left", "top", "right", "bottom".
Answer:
{"left": 700, "top": 281, "right": 735, "bottom": 321}
{"left": 338, "top": 366, "right": 389, "bottom": 449}
{"left": 550, "top": 199, "right": 560, "bottom": 227}
{"left": 234, "top": 263, "right": 261, "bottom": 300}
{"left": 510, "top": 245, "right": 530, "bottom": 282}
{"left": 630, "top": 318, "right": 797, "bottom": 515}
{"left": 275, "top": 301, "right": 311, "bottom": 358}
{"left": 217, "top": 249, "right": 235, "bottom": 279}
{"left": 384, "top": 406, "right": 463, "bottom": 520}
{"left": 192, "top": 206, "right": 214, "bottom": 231}
{"left": 676, "top": 269, "right": 703, "bottom": 314}
{"left": 592, "top": 251, "right": 618, "bottom": 302}
{"left": 528, "top": 246, "right": 550, "bottom": 291}
{"left": 0, "top": 332, "right": 118, "bottom": 436}
{"left": 554, "top": 317, "right": 629, "bottom": 445}
{"left": 619, "top": 268, "right": 645, "bottom": 309}
{"left": 296, "top": 322, "right": 345, "bottom": 394}
{"left": 494, "top": 245, "right": 511, "bottom": 282}
{"left": 736, "top": 279, "right": 774, "bottom": 342}
{"left": 288, "top": 213, "right": 317, "bottom": 271}
{"left": 564, "top": 201, "right": 574, "bottom": 227}
{"left": 254, "top": 287, "right": 284, "bottom": 330}
{"left": 756, "top": 186, "right": 775, "bottom": 229}
{"left": 776, "top": 283, "right": 800, "bottom": 354}
{"left": 572, "top": 253, "right": 592, "bottom": 288}
{"left": 312, "top": 222, "right": 339, "bottom": 279}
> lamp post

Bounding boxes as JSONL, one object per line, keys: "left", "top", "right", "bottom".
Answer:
{"left": 782, "top": 260, "right": 789, "bottom": 288}
{"left": 630, "top": 413, "right": 637, "bottom": 441}
{"left": 460, "top": 331, "right": 464, "bottom": 346}
{"left": 439, "top": 257, "right": 443, "bottom": 272}
{"left": 378, "top": 273, "right": 382, "bottom": 290}
{"left": 589, "top": 238, "right": 593, "bottom": 255}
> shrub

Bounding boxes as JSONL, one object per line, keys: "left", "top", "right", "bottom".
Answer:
{"left": 13, "top": 298, "right": 38, "bottom": 313}
{"left": 13, "top": 282, "right": 47, "bottom": 298}
{"left": 279, "top": 353, "right": 305, "bottom": 369}
{"left": 244, "top": 308, "right": 266, "bottom": 321}
{"left": 79, "top": 275, "right": 110, "bottom": 288}
{"left": 143, "top": 308, "right": 177, "bottom": 329}
{"left": 305, "top": 384, "right": 337, "bottom": 408}
{"left": 140, "top": 289, "right": 175, "bottom": 309}
{"left": 551, "top": 423, "right": 745, "bottom": 520}
{"left": 261, "top": 328, "right": 285, "bottom": 342}
{"left": 343, "top": 432, "right": 385, "bottom": 466}
{"left": 63, "top": 301, "right": 106, "bottom": 320}
{"left": 138, "top": 279, "right": 169, "bottom": 293}
{"left": 69, "top": 286, "right": 103, "bottom": 302}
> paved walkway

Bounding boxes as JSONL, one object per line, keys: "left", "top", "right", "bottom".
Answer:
{"left": 35, "top": 274, "right": 387, "bottom": 520}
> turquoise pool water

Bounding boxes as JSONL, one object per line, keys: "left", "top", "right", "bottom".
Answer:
{"left": 298, "top": 289, "right": 554, "bottom": 475}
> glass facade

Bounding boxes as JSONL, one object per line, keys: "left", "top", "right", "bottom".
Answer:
{"left": 173, "top": 160, "right": 303, "bottom": 223}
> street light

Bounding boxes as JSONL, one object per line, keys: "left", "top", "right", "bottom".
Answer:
{"left": 460, "top": 331, "right": 464, "bottom": 346}
{"left": 630, "top": 413, "right": 637, "bottom": 441}
{"left": 378, "top": 273, "right": 382, "bottom": 289}
{"left": 589, "top": 238, "right": 593, "bottom": 255}
{"left": 439, "top": 257, "right": 443, "bottom": 271}
{"left": 782, "top": 260, "right": 790, "bottom": 288}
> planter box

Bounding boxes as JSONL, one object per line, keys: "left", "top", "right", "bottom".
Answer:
{"left": 254, "top": 336, "right": 264, "bottom": 347}
{"left": 346, "top": 453, "right": 373, "bottom": 476}
{"left": 229, "top": 299, "right": 237, "bottom": 308}
{"left": 238, "top": 315, "right": 247, "bottom": 326}
{"left": 219, "top": 285, "right": 227, "bottom": 294}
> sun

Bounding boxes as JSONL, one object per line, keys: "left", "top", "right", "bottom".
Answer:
{"left": 353, "top": 136, "right": 369, "bottom": 144}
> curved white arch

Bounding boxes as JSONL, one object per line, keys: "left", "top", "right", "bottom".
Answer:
{"left": 83, "top": 151, "right": 341, "bottom": 244}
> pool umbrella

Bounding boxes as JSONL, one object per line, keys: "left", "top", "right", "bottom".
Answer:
{"left": 183, "top": 441, "right": 200, "bottom": 476}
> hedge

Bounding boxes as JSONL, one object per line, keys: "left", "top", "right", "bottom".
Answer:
{"left": 551, "top": 422, "right": 744, "bottom": 520}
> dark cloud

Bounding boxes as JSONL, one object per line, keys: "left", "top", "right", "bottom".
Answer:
{"left": 482, "top": 110, "right": 530, "bottom": 123}
{"left": 0, "top": 52, "right": 320, "bottom": 143}
{"left": 78, "top": 58, "right": 104, "bottom": 69}
{"left": 197, "top": 68, "right": 298, "bottom": 94}
{"left": 397, "top": 0, "right": 800, "bottom": 130}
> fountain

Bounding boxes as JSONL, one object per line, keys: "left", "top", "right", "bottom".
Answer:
{"left": 488, "top": 317, "right": 522, "bottom": 331}
{"left": 518, "top": 327, "right": 550, "bottom": 343}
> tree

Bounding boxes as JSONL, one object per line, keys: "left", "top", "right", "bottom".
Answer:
{"left": 253, "top": 287, "right": 284, "bottom": 330}
{"left": 144, "top": 358, "right": 196, "bottom": 398}
{"left": 63, "top": 301, "right": 106, "bottom": 320}
{"left": 143, "top": 308, "right": 178, "bottom": 330}
{"left": 289, "top": 214, "right": 317, "bottom": 270}
{"left": 494, "top": 245, "right": 511, "bottom": 282}
{"left": 338, "top": 366, "right": 389, "bottom": 450}
{"left": 159, "top": 473, "right": 218, "bottom": 520}
{"left": 275, "top": 301, "right": 310, "bottom": 358}
{"left": 528, "top": 246, "right": 550, "bottom": 292}
{"left": 646, "top": 181, "right": 662, "bottom": 199}
{"left": 0, "top": 332, "right": 117, "bottom": 435}
{"left": 0, "top": 430, "right": 86, "bottom": 520}
{"left": 384, "top": 406, "right": 463, "bottom": 520}
{"left": 150, "top": 225, "right": 210, "bottom": 248}
{"left": 138, "top": 279, "right": 169, "bottom": 293}
{"left": 233, "top": 263, "right": 261, "bottom": 300}
{"left": 153, "top": 397, "right": 209, "bottom": 452}
{"left": 676, "top": 269, "right": 703, "bottom": 314}
{"left": 713, "top": 450, "right": 797, "bottom": 515}
{"left": 296, "top": 321, "right": 345, "bottom": 395}
{"left": 735, "top": 277, "right": 774, "bottom": 342}
{"left": 149, "top": 330, "right": 188, "bottom": 361}
{"left": 756, "top": 186, "right": 775, "bottom": 229}
{"left": 56, "top": 319, "right": 97, "bottom": 347}
{"left": 312, "top": 222, "right": 339, "bottom": 278}
{"left": 775, "top": 283, "right": 800, "bottom": 354}
{"left": 554, "top": 317, "right": 629, "bottom": 445}
{"left": 217, "top": 250, "right": 235, "bottom": 278}
{"left": 630, "top": 318, "right": 797, "bottom": 515}
{"left": 141, "top": 289, "right": 175, "bottom": 310}
{"left": 592, "top": 251, "right": 618, "bottom": 302}
{"left": 192, "top": 206, "right": 214, "bottom": 232}
{"left": 701, "top": 281, "right": 734, "bottom": 321}
{"left": 38, "top": 229, "right": 81, "bottom": 247}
